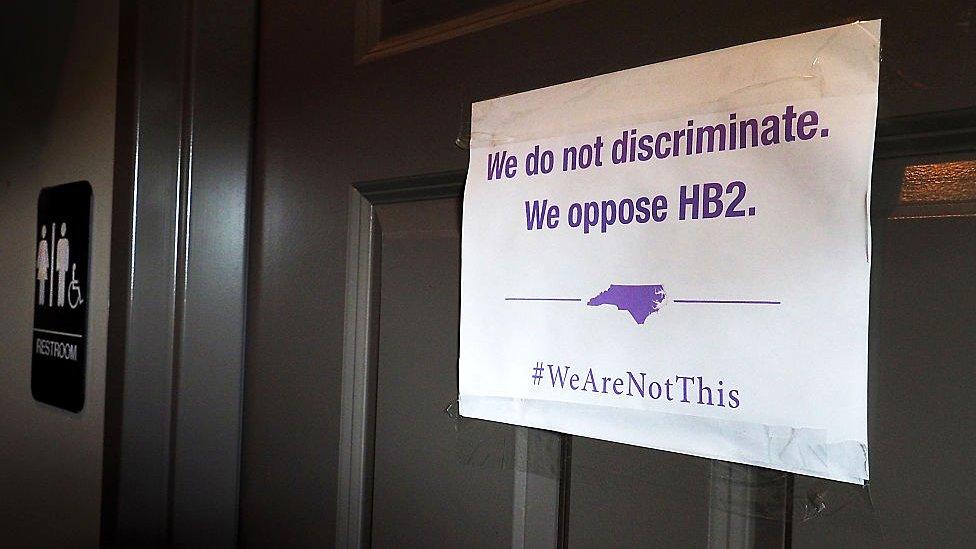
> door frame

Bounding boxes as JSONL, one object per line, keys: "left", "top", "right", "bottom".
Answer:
{"left": 335, "top": 172, "right": 463, "bottom": 548}
{"left": 102, "top": 0, "right": 255, "bottom": 545}
{"left": 335, "top": 171, "right": 568, "bottom": 548}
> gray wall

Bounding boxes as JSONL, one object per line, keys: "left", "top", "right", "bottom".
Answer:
{"left": 0, "top": 0, "right": 117, "bottom": 546}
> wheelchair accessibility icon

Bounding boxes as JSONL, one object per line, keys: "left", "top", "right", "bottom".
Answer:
{"left": 68, "top": 263, "right": 84, "bottom": 309}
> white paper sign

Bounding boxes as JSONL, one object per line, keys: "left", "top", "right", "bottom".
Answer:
{"left": 459, "top": 22, "right": 879, "bottom": 484}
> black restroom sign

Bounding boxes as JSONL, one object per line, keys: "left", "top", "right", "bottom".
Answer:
{"left": 32, "top": 181, "right": 91, "bottom": 412}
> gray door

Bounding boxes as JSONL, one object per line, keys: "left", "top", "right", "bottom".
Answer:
{"left": 242, "top": 2, "right": 976, "bottom": 547}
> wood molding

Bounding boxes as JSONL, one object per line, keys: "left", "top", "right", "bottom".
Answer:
{"left": 875, "top": 108, "right": 976, "bottom": 159}
{"left": 355, "top": 170, "right": 464, "bottom": 203}
{"left": 890, "top": 159, "right": 976, "bottom": 219}
{"left": 875, "top": 108, "right": 976, "bottom": 218}
{"left": 355, "top": 0, "right": 588, "bottom": 64}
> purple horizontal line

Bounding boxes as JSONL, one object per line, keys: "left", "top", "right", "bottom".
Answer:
{"left": 505, "top": 297, "right": 582, "bottom": 302}
{"left": 673, "top": 299, "right": 781, "bottom": 304}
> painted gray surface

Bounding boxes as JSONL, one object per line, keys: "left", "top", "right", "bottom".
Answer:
{"left": 104, "top": 1, "right": 186, "bottom": 543}
{"left": 170, "top": 1, "right": 254, "bottom": 545}
{"left": 569, "top": 437, "right": 709, "bottom": 547}
{"left": 369, "top": 198, "right": 516, "bottom": 547}
{"left": 103, "top": 0, "right": 254, "bottom": 546}
{"left": 335, "top": 188, "right": 379, "bottom": 548}
{"left": 0, "top": 0, "right": 117, "bottom": 546}
{"left": 244, "top": 0, "right": 976, "bottom": 546}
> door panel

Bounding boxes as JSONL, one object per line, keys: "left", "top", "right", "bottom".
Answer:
{"left": 370, "top": 199, "right": 517, "bottom": 547}
{"left": 569, "top": 439, "right": 709, "bottom": 547}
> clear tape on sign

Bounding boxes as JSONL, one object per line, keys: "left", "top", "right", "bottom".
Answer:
{"left": 446, "top": 392, "right": 883, "bottom": 529}
{"left": 443, "top": 399, "right": 562, "bottom": 479}
{"left": 466, "top": 21, "right": 881, "bottom": 149}
{"left": 460, "top": 395, "right": 869, "bottom": 484}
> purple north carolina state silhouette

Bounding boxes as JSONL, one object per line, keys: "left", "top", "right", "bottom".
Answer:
{"left": 587, "top": 284, "right": 666, "bottom": 324}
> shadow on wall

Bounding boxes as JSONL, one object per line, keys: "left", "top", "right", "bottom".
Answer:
{"left": 0, "top": 0, "right": 78, "bottom": 164}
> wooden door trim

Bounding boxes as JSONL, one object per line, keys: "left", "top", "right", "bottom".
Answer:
{"left": 354, "top": 0, "right": 588, "bottom": 64}
{"left": 875, "top": 107, "right": 976, "bottom": 159}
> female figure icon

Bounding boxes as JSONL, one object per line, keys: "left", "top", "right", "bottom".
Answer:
{"left": 36, "top": 225, "right": 49, "bottom": 305}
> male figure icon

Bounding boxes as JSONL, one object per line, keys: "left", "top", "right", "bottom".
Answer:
{"left": 56, "top": 223, "right": 70, "bottom": 307}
